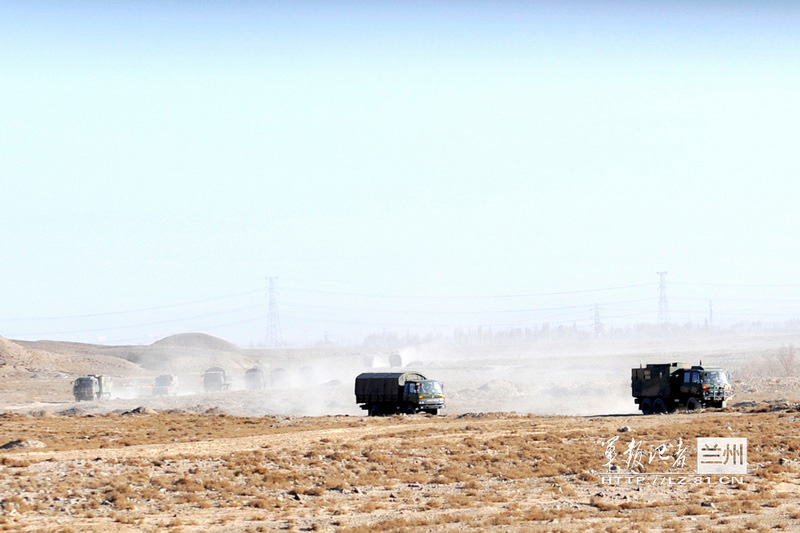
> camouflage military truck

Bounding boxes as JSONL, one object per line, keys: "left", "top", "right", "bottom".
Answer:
{"left": 152, "top": 374, "right": 179, "bottom": 396}
{"left": 203, "top": 367, "right": 231, "bottom": 392}
{"left": 632, "top": 362, "right": 733, "bottom": 414}
{"left": 73, "top": 375, "right": 112, "bottom": 401}
{"left": 355, "top": 372, "right": 445, "bottom": 416}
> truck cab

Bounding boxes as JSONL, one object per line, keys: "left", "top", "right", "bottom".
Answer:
{"left": 403, "top": 380, "right": 445, "bottom": 413}
{"left": 677, "top": 366, "right": 732, "bottom": 410}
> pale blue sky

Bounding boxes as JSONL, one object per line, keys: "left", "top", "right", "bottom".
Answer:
{"left": 2, "top": 1, "right": 800, "bottom": 345}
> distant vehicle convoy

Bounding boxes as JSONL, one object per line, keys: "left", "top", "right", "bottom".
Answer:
{"left": 632, "top": 362, "right": 733, "bottom": 414}
{"left": 152, "top": 374, "right": 179, "bottom": 396}
{"left": 73, "top": 375, "right": 112, "bottom": 401}
{"left": 69, "top": 362, "right": 736, "bottom": 417}
{"left": 355, "top": 372, "right": 445, "bottom": 416}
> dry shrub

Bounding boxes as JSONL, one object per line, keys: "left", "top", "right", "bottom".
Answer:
{"left": 485, "top": 512, "right": 514, "bottom": 526}
{"left": 444, "top": 493, "right": 474, "bottom": 509}
{"left": 590, "top": 496, "right": 619, "bottom": 512}
{"left": 357, "top": 500, "right": 379, "bottom": 513}
{"left": 520, "top": 506, "right": 550, "bottom": 521}
{"left": 174, "top": 476, "right": 204, "bottom": 492}
{"left": 680, "top": 504, "right": 707, "bottom": 516}
{"left": 777, "top": 344, "right": 796, "bottom": 376}
{"left": 247, "top": 497, "right": 277, "bottom": 509}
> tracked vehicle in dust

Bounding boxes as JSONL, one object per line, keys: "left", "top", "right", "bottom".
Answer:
{"left": 632, "top": 362, "right": 733, "bottom": 414}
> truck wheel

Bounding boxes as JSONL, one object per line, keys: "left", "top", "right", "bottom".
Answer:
{"left": 640, "top": 398, "right": 653, "bottom": 415}
{"left": 368, "top": 405, "right": 381, "bottom": 417}
{"left": 405, "top": 404, "right": 416, "bottom": 415}
{"left": 639, "top": 398, "right": 653, "bottom": 415}
{"left": 427, "top": 409, "right": 438, "bottom": 416}
{"left": 686, "top": 397, "right": 700, "bottom": 412}
{"left": 653, "top": 398, "right": 667, "bottom": 414}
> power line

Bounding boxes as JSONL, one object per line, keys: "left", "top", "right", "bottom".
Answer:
{"left": 671, "top": 296, "right": 800, "bottom": 303}
{"left": 282, "top": 282, "right": 655, "bottom": 300}
{"left": 657, "top": 271, "right": 670, "bottom": 326}
{"left": 4, "top": 304, "right": 264, "bottom": 338}
{"left": 0, "top": 288, "right": 264, "bottom": 321}
{"left": 1, "top": 283, "right": 655, "bottom": 324}
{"left": 672, "top": 281, "right": 800, "bottom": 288}
{"left": 266, "top": 277, "right": 283, "bottom": 347}
{"left": 279, "top": 297, "right": 654, "bottom": 315}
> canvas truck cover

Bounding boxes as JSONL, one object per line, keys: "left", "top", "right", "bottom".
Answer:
{"left": 355, "top": 372, "right": 427, "bottom": 403}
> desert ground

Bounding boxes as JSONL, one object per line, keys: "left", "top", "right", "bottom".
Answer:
{"left": 2, "top": 331, "right": 800, "bottom": 531}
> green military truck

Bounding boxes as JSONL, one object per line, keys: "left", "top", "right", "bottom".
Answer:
{"left": 632, "top": 362, "right": 733, "bottom": 414}
{"left": 73, "top": 375, "right": 113, "bottom": 401}
{"left": 355, "top": 372, "right": 445, "bottom": 416}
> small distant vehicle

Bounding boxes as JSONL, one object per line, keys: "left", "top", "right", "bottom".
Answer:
{"left": 203, "top": 367, "right": 231, "bottom": 392}
{"left": 244, "top": 367, "right": 265, "bottom": 390}
{"left": 270, "top": 368, "right": 289, "bottom": 388}
{"left": 152, "top": 374, "right": 179, "bottom": 396}
{"left": 73, "top": 375, "right": 112, "bottom": 401}
{"left": 632, "top": 362, "right": 733, "bottom": 414}
{"left": 355, "top": 372, "right": 445, "bottom": 416}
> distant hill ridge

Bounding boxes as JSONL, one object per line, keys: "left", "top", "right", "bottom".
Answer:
{"left": 1, "top": 336, "right": 140, "bottom": 377}
{"left": 0, "top": 336, "right": 29, "bottom": 366}
{"left": 152, "top": 333, "right": 239, "bottom": 352}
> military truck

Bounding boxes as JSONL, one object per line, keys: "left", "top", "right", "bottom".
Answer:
{"left": 73, "top": 375, "right": 112, "bottom": 401}
{"left": 632, "top": 362, "right": 733, "bottom": 414}
{"left": 388, "top": 351, "right": 403, "bottom": 368}
{"left": 244, "top": 367, "right": 265, "bottom": 390}
{"left": 355, "top": 372, "right": 445, "bottom": 416}
{"left": 203, "top": 367, "right": 231, "bottom": 392}
{"left": 152, "top": 374, "right": 179, "bottom": 396}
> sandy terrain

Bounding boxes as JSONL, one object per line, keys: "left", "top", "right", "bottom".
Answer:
{"left": 2, "top": 332, "right": 800, "bottom": 531}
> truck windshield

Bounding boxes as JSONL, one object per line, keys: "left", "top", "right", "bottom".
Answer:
{"left": 420, "top": 381, "right": 443, "bottom": 394}
{"left": 702, "top": 371, "right": 730, "bottom": 385}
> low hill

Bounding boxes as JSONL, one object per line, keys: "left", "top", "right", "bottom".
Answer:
{"left": 151, "top": 333, "right": 239, "bottom": 352}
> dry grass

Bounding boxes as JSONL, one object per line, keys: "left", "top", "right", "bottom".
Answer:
{"left": 0, "top": 410, "right": 797, "bottom": 531}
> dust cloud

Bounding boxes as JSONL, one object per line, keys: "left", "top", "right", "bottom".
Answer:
{"left": 5, "top": 330, "right": 795, "bottom": 417}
